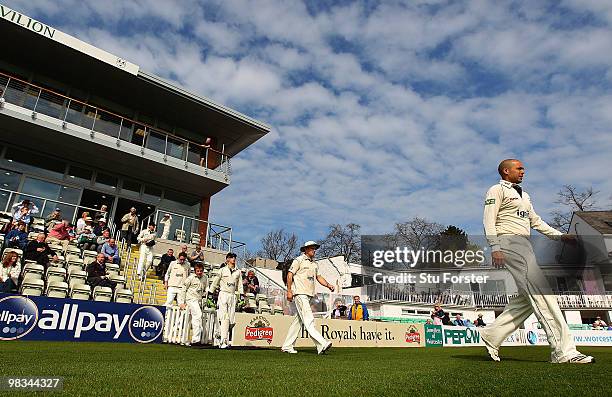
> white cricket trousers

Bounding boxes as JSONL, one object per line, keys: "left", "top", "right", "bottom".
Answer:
{"left": 186, "top": 300, "right": 202, "bottom": 344}
{"left": 282, "top": 294, "right": 328, "bottom": 351}
{"left": 164, "top": 286, "right": 181, "bottom": 306}
{"left": 217, "top": 291, "right": 236, "bottom": 345}
{"left": 481, "top": 236, "right": 579, "bottom": 362}
{"left": 137, "top": 245, "right": 153, "bottom": 277}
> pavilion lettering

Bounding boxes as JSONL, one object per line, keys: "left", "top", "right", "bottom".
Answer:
{"left": 0, "top": 5, "right": 55, "bottom": 38}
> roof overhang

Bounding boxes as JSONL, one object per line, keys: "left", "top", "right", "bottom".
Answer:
{"left": 1, "top": 5, "right": 269, "bottom": 157}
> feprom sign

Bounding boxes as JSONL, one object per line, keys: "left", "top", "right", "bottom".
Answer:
{"left": 0, "top": 3, "right": 139, "bottom": 75}
{"left": 0, "top": 293, "right": 165, "bottom": 343}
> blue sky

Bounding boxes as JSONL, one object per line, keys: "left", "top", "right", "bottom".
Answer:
{"left": 8, "top": 0, "right": 612, "bottom": 250}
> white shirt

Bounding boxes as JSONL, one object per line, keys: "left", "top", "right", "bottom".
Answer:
{"left": 179, "top": 274, "right": 208, "bottom": 304}
{"left": 288, "top": 254, "right": 319, "bottom": 297}
{"left": 76, "top": 218, "right": 87, "bottom": 234}
{"left": 483, "top": 179, "right": 562, "bottom": 251}
{"left": 137, "top": 229, "right": 156, "bottom": 246}
{"left": 208, "top": 265, "right": 242, "bottom": 294}
{"left": 165, "top": 260, "right": 191, "bottom": 288}
{"left": 0, "top": 263, "right": 21, "bottom": 284}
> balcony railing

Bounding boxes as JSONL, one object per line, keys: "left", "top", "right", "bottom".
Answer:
{"left": 0, "top": 71, "right": 231, "bottom": 180}
{"left": 366, "top": 284, "right": 612, "bottom": 309}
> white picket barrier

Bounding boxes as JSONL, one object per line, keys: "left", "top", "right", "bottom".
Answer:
{"left": 163, "top": 303, "right": 218, "bottom": 345}
{"left": 163, "top": 306, "right": 191, "bottom": 345}
{"left": 202, "top": 307, "right": 218, "bottom": 345}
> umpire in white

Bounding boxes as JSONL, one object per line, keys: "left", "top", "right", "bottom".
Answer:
{"left": 281, "top": 241, "right": 334, "bottom": 355}
{"left": 208, "top": 252, "right": 242, "bottom": 349}
{"left": 481, "top": 159, "right": 593, "bottom": 364}
{"left": 179, "top": 262, "right": 208, "bottom": 346}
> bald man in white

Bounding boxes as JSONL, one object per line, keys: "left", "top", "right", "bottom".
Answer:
{"left": 481, "top": 159, "right": 594, "bottom": 364}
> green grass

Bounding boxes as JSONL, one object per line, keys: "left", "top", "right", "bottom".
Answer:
{"left": 0, "top": 342, "right": 610, "bottom": 396}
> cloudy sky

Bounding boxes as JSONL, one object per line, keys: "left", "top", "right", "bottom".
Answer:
{"left": 7, "top": 0, "right": 612, "bottom": 249}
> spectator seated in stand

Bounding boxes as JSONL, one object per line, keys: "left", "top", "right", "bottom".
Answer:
{"left": 44, "top": 209, "right": 62, "bottom": 231}
{"left": 0, "top": 251, "right": 21, "bottom": 293}
{"left": 474, "top": 314, "right": 486, "bottom": 327}
{"left": 75, "top": 212, "right": 91, "bottom": 235}
{"left": 96, "top": 230, "right": 111, "bottom": 252}
{"left": 242, "top": 269, "right": 260, "bottom": 295}
{"left": 94, "top": 205, "right": 108, "bottom": 223}
{"left": 348, "top": 295, "right": 369, "bottom": 321}
{"left": 24, "top": 233, "right": 58, "bottom": 269}
{"left": 77, "top": 226, "right": 98, "bottom": 251}
{"left": 47, "top": 219, "right": 72, "bottom": 249}
{"left": 593, "top": 317, "right": 607, "bottom": 330}
{"left": 453, "top": 314, "right": 466, "bottom": 326}
{"left": 86, "top": 253, "right": 117, "bottom": 290}
{"left": 188, "top": 245, "right": 205, "bottom": 265}
{"left": 100, "top": 238, "right": 120, "bottom": 265}
{"left": 156, "top": 249, "right": 175, "bottom": 278}
{"left": 4, "top": 221, "right": 28, "bottom": 250}
{"left": 431, "top": 303, "right": 446, "bottom": 325}
{"left": 332, "top": 300, "right": 347, "bottom": 319}
{"left": 93, "top": 218, "right": 110, "bottom": 236}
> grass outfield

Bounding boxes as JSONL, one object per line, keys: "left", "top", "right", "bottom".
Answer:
{"left": 0, "top": 342, "right": 609, "bottom": 396}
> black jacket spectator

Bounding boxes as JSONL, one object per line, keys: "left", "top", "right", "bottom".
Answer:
{"left": 86, "top": 259, "right": 116, "bottom": 289}
{"left": 92, "top": 224, "right": 110, "bottom": 237}
{"left": 157, "top": 253, "right": 175, "bottom": 277}
{"left": 24, "top": 239, "right": 56, "bottom": 268}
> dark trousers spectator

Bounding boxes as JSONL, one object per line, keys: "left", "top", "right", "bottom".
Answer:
{"left": 87, "top": 277, "right": 117, "bottom": 290}
{"left": 121, "top": 229, "right": 135, "bottom": 245}
{"left": 79, "top": 242, "right": 98, "bottom": 252}
{"left": 0, "top": 279, "right": 16, "bottom": 293}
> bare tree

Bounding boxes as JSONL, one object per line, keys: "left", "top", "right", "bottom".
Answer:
{"left": 319, "top": 223, "right": 361, "bottom": 263}
{"left": 550, "top": 185, "right": 599, "bottom": 232}
{"left": 393, "top": 217, "right": 445, "bottom": 268}
{"left": 257, "top": 229, "right": 299, "bottom": 263}
{"left": 394, "top": 217, "right": 445, "bottom": 251}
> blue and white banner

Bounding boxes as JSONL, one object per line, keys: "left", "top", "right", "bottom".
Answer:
{"left": 0, "top": 293, "right": 165, "bottom": 343}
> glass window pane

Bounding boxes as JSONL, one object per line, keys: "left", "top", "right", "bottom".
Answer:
{"left": 51, "top": 203, "right": 76, "bottom": 223}
{"left": 18, "top": 177, "right": 61, "bottom": 213}
{"left": 121, "top": 179, "right": 141, "bottom": 198}
{"left": 146, "top": 130, "right": 166, "bottom": 154}
{"left": 167, "top": 137, "right": 186, "bottom": 160}
{"left": 36, "top": 90, "right": 66, "bottom": 119}
{"left": 94, "top": 111, "right": 122, "bottom": 138}
{"left": 143, "top": 185, "right": 162, "bottom": 203}
{"left": 161, "top": 189, "right": 200, "bottom": 213}
{"left": 4, "top": 147, "right": 65, "bottom": 179}
{"left": 0, "top": 168, "right": 21, "bottom": 190}
{"left": 0, "top": 169, "right": 22, "bottom": 212}
{"left": 57, "top": 185, "right": 80, "bottom": 204}
{"left": 94, "top": 173, "right": 117, "bottom": 190}
{"left": 67, "top": 165, "right": 92, "bottom": 185}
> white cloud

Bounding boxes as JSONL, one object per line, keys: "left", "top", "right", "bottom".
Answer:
{"left": 4, "top": 0, "right": 611, "bottom": 250}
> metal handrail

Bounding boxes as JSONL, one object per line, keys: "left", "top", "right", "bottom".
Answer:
{"left": 150, "top": 209, "right": 245, "bottom": 253}
{"left": 1, "top": 187, "right": 106, "bottom": 225}
{"left": 0, "top": 71, "right": 231, "bottom": 174}
{"left": 0, "top": 70, "right": 228, "bottom": 156}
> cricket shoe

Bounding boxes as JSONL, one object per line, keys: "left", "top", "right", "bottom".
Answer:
{"left": 479, "top": 329, "right": 500, "bottom": 362}
{"left": 317, "top": 341, "right": 332, "bottom": 355}
{"left": 281, "top": 348, "right": 298, "bottom": 354}
{"left": 556, "top": 353, "right": 595, "bottom": 364}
